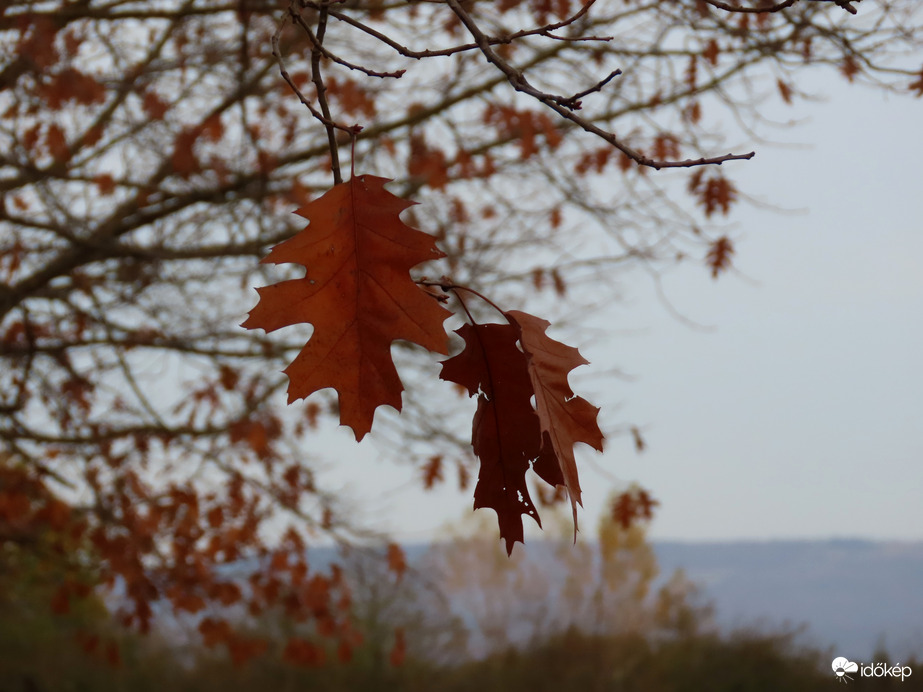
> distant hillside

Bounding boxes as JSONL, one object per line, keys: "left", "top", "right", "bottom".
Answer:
{"left": 652, "top": 539, "right": 923, "bottom": 661}
{"left": 397, "top": 538, "right": 923, "bottom": 661}
{"left": 139, "top": 538, "right": 923, "bottom": 664}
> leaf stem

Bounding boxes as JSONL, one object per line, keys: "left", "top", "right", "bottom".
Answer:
{"left": 416, "top": 278, "right": 508, "bottom": 323}
{"left": 307, "top": 4, "right": 342, "bottom": 185}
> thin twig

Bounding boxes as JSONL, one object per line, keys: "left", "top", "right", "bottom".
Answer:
{"left": 272, "top": 2, "right": 361, "bottom": 184}
{"left": 559, "top": 69, "right": 622, "bottom": 110}
{"left": 288, "top": 9, "right": 406, "bottom": 78}
{"left": 416, "top": 278, "right": 508, "bottom": 320}
{"left": 318, "top": 0, "right": 610, "bottom": 63}
{"left": 445, "top": 0, "right": 755, "bottom": 169}
{"left": 304, "top": 3, "right": 343, "bottom": 184}
{"left": 702, "top": 0, "right": 859, "bottom": 15}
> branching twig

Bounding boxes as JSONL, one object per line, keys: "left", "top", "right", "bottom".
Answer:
{"left": 318, "top": 0, "right": 611, "bottom": 62}
{"left": 288, "top": 9, "right": 406, "bottom": 78}
{"left": 702, "top": 0, "right": 859, "bottom": 15}
{"left": 559, "top": 69, "right": 622, "bottom": 110}
{"left": 303, "top": 3, "right": 343, "bottom": 184}
{"left": 445, "top": 0, "right": 755, "bottom": 169}
{"left": 272, "top": 2, "right": 362, "bottom": 184}
{"left": 416, "top": 277, "right": 508, "bottom": 320}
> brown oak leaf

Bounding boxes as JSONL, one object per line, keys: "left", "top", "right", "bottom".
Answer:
{"left": 910, "top": 67, "right": 923, "bottom": 96}
{"left": 439, "top": 322, "right": 561, "bottom": 554}
{"left": 610, "top": 487, "right": 659, "bottom": 530}
{"left": 506, "top": 310, "right": 604, "bottom": 534}
{"left": 243, "top": 175, "right": 450, "bottom": 440}
{"left": 386, "top": 542, "right": 407, "bottom": 579}
{"left": 706, "top": 235, "right": 734, "bottom": 278}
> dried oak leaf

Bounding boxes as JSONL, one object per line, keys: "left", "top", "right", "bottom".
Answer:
{"left": 439, "top": 322, "right": 561, "bottom": 554}
{"left": 910, "top": 67, "right": 923, "bottom": 97}
{"left": 386, "top": 542, "right": 407, "bottom": 579}
{"left": 706, "top": 235, "right": 734, "bottom": 278}
{"left": 610, "top": 487, "right": 659, "bottom": 530}
{"left": 506, "top": 310, "right": 604, "bottom": 533}
{"left": 243, "top": 175, "right": 450, "bottom": 440}
{"left": 699, "top": 175, "right": 737, "bottom": 218}
{"left": 421, "top": 455, "right": 443, "bottom": 489}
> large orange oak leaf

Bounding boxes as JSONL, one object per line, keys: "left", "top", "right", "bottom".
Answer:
{"left": 242, "top": 175, "right": 450, "bottom": 440}
{"left": 506, "top": 310, "right": 604, "bottom": 533}
{"left": 439, "top": 322, "right": 563, "bottom": 555}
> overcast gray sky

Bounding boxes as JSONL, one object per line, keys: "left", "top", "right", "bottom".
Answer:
{"left": 605, "top": 79, "right": 923, "bottom": 541}
{"left": 314, "top": 76, "right": 923, "bottom": 545}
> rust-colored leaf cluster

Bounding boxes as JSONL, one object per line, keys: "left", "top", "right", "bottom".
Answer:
{"left": 688, "top": 171, "right": 738, "bottom": 218}
{"left": 610, "top": 487, "right": 659, "bottom": 530}
{"left": 482, "top": 104, "right": 563, "bottom": 159}
{"left": 245, "top": 177, "right": 603, "bottom": 552}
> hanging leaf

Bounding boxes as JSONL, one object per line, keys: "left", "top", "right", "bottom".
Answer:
{"left": 440, "top": 312, "right": 603, "bottom": 553}
{"left": 243, "top": 175, "right": 450, "bottom": 440}
{"left": 706, "top": 235, "right": 734, "bottom": 278}
{"left": 506, "top": 310, "right": 604, "bottom": 533}
{"left": 777, "top": 78, "right": 794, "bottom": 104}
{"left": 702, "top": 39, "right": 720, "bottom": 67}
{"left": 421, "top": 455, "right": 443, "bottom": 489}
{"left": 909, "top": 66, "right": 923, "bottom": 96}
{"left": 610, "top": 487, "right": 659, "bottom": 529}
{"left": 439, "top": 322, "right": 558, "bottom": 554}
{"left": 696, "top": 174, "right": 737, "bottom": 217}
{"left": 386, "top": 542, "right": 407, "bottom": 578}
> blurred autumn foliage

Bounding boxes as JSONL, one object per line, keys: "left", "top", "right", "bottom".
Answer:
{"left": 6, "top": 505, "right": 912, "bottom": 691}
{"left": 3, "top": 0, "right": 923, "bottom": 670}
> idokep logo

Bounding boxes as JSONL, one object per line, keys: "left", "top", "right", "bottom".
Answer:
{"left": 832, "top": 657, "right": 913, "bottom": 684}
{"left": 832, "top": 657, "right": 859, "bottom": 683}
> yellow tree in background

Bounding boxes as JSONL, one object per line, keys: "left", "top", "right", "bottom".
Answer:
{"left": 423, "top": 490, "right": 709, "bottom": 657}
